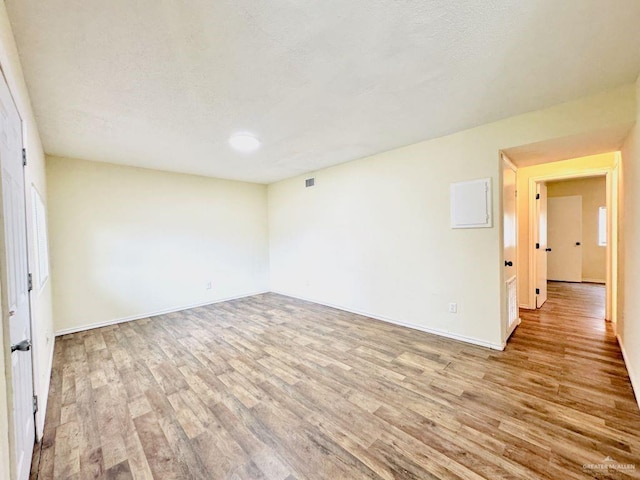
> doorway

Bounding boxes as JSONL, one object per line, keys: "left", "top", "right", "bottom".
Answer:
{"left": 0, "top": 69, "right": 35, "bottom": 480}
{"left": 499, "top": 151, "right": 620, "bottom": 348}
{"left": 546, "top": 176, "right": 607, "bottom": 285}
{"left": 530, "top": 169, "right": 615, "bottom": 321}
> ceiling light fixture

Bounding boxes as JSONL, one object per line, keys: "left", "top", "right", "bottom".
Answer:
{"left": 228, "top": 133, "right": 261, "bottom": 153}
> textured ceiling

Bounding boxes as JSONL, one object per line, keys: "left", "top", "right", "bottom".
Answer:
{"left": 7, "top": 0, "right": 640, "bottom": 183}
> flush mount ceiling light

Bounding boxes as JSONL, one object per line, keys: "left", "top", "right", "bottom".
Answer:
{"left": 228, "top": 133, "right": 260, "bottom": 153}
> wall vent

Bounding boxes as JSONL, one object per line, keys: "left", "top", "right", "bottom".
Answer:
{"left": 305, "top": 178, "right": 315, "bottom": 187}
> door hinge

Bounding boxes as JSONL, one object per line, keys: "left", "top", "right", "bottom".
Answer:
{"left": 536, "top": 193, "right": 540, "bottom": 200}
{"left": 22, "top": 148, "right": 26, "bottom": 167}
{"left": 535, "top": 243, "right": 540, "bottom": 249}
{"left": 33, "top": 395, "right": 38, "bottom": 414}
{"left": 536, "top": 288, "right": 540, "bottom": 295}
{"left": 28, "top": 273, "right": 33, "bottom": 292}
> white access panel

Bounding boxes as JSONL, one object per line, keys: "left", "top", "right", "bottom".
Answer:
{"left": 450, "top": 178, "right": 492, "bottom": 229}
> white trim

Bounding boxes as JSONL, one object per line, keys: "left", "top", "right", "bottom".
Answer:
{"left": 581, "top": 278, "right": 606, "bottom": 284}
{"left": 617, "top": 334, "right": 640, "bottom": 411}
{"left": 272, "top": 291, "right": 505, "bottom": 351}
{"left": 501, "top": 152, "right": 518, "bottom": 172}
{"left": 54, "top": 291, "right": 269, "bottom": 336}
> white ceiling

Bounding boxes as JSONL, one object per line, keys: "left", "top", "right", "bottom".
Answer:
{"left": 7, "top": 0, "right": 640, "bottom": 184}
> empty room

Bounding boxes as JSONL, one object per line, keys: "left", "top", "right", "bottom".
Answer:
{"left": 1, "top": 1, "right": 640, "bottom": 479}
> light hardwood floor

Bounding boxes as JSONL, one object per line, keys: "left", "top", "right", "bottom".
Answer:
{"left": 32, "top": 282, "right": 640, "bottom": 479}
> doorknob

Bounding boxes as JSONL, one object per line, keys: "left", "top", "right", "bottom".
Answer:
{"left": 11, "top": 339, "right": 31, "bottom": 353}
{"left": 504, "top": 261, "right": 513, "bottom": 267}
{"left": 545, "top": 248, "right": 552, "bottom": 252}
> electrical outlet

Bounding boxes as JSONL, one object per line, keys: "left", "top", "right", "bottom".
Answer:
{"left": 448, "top": 303, "right": 457, "bottom": 314}
{"left": 205, "top": 281, "right": 212, "bottom": 290}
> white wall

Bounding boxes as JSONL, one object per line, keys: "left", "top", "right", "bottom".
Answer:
{"left": 547, "top": 177, "right": 607, "bottom": 283}
{"left": 0, "top": 1, "right": 54, "bottom": 475}
{"left": 47, "top": 156, "right": 269, "bottom": 334}
{"left": 620, "top": 75, "right": 640, "bottom": 405}
{"left": 269, "top": 84, "right": 636, "bottom": 350}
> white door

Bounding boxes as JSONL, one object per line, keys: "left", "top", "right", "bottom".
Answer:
{"left": 0, "top": 72, "right": 34, "bottom": 480}
{"left": 548, "top": 195, "right": 583, "bottom": 282}
{"left": 502, "top": 157, "right": 518, "bottom": 332}
{"left": 535, "top": 183, "right": 548, "bottom": 308}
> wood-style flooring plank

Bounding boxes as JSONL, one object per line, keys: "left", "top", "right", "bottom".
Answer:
{"left": 32, "top": 282, "right": 640, "bottom": 479}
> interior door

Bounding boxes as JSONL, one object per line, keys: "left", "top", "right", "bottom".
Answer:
{"left": 0, "top": 71, "right": 34, "bottom": 480}
{"left": 535, "top": 183, "right": 548, "bottom": 308}
{"left": 548, "top": 195, "right": 582, "bottom": 282}
{"left": 502, "top": 157, "right": 517, "bottom": 332}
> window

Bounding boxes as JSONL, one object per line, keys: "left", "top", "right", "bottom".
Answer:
{"left": 32, "top": 187, "right": 50, "bottom": 289}
{"left": 598, "top": 206, "right": 607, "bottom": 247}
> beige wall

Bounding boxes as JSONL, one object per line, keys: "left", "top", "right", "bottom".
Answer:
{"left": 47, "top": 157, "right": 269, "bottom": 334}
{"left": 516, "top": 153, "right": 618, "bottom": 309}
{"left": 619, "top": 74, "right": 640, "bottom": 405}
{"left": 0, "top": 2, "right": 54, "bottom": 476}
{"left": 269, "top": 86, "right": 635, "bottom": 350}
{"left": 547, "top": 176, "right": 607, "bottom": 283}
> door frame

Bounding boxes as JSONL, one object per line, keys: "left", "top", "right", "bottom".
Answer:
{"left": 0, "top": 66, "right": 37, "bottom": 480}
{"left": 527, "top": 159, "right": 619, "bottom": 322}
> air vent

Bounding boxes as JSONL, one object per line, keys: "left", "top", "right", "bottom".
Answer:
{"left": 305, "top": 178, "right": 315, "bottom": 188}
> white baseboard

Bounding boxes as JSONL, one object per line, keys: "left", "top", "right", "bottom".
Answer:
{"left": 617, "top": 334, "right": 640, "bottom": 411}
{"left": 54, "top": 290, "right": 269, "bottom": 336}
{"left": 272, "top": 290, "right": 504, "bottom": 351}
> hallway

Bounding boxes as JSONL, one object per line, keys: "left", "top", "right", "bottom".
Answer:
{"left": 515, "top": 281, "right": 639, "bottom": 477}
